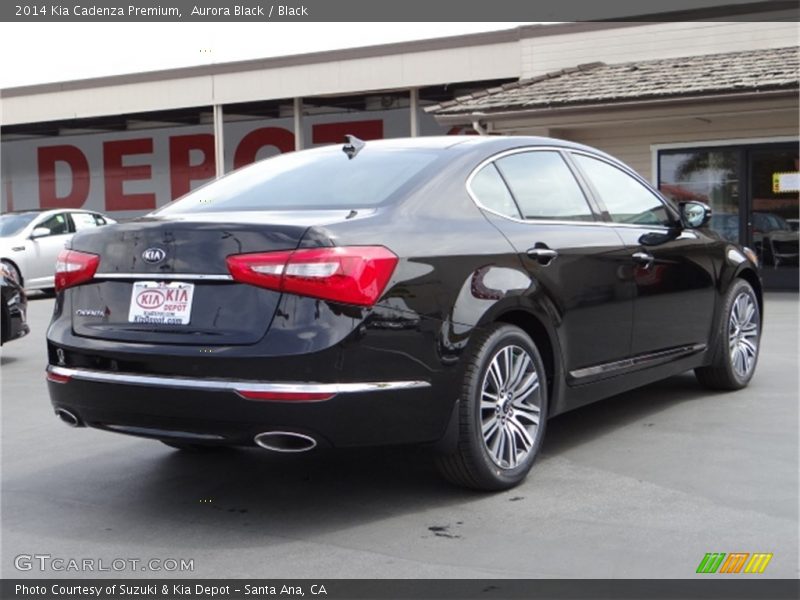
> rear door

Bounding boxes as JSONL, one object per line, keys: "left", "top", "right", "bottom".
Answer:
{"left": 568, "top": 152, "right": 716, "bottom": 356}
{"left": 470, "top": 148, "right": 633, "bottom": 378}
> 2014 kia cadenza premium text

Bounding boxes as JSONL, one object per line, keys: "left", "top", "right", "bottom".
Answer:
{"left": 46, "top": 136, "right": 762, "bottom": 490}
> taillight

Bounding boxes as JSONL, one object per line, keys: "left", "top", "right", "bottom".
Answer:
{"left": 46, "top": 371, "right": 71, "bottom": 384}
{"left": 236, "top": 390, "right": 335, "bottom": 402}
{"left": 55, "top": 250, "right": 100, "bottom": 291}
{"left": 226, "top": 246, "right": 398, "bottom": 307}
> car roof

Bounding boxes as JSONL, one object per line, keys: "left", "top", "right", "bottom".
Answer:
{"left": 2, "top": 208, "right": 101, "bottom": 216}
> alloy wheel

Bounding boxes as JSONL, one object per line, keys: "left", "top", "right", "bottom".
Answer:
{"left": 480, "top": 344, "right": 542, "bottom": 469}
{"left": 728, "top": 291, "right": 759, "bottom": 378}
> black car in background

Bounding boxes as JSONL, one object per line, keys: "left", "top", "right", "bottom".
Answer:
{"left": 1, "top": 263, "right": 30, "bottom": 345}
{"left": 45, "top": 136, "right": 762, "bottom": 490}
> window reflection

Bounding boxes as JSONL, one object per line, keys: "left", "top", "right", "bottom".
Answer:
{"left": 659, "top": 150, "right": 740, "bottom": 242}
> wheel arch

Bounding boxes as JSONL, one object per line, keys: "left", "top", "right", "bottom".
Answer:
{"left": 491, "top": 308, "right": 563, "bottom": 414}
{"left": 1, "top": 258, "right": 23, "bottom": 287}
{"left": 735, "top": 267, "right": 763, "bottom": 322}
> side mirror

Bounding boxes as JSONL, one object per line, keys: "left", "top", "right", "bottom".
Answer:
{"left": 30, "top": 227, "right": 51, "bottom": 239}
{"left": 681, "top": 201, "right": 712, "bottom": 229}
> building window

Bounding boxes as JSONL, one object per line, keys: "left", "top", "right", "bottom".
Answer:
{"left": 658, "top": 143, "right": 799, "bottom": 290}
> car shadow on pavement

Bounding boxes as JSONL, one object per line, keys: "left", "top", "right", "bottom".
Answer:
{"left": 0, "top": 355, "right": 18, "bottom": 366}
{"left": 542, "top": 372, "right": 708, "bottom": 457}
{"left": 2, "top": 373, "right": 713, "bottom": 550}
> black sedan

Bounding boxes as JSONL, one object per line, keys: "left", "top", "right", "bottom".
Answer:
{"left": 45, "top": 136, "right": 762, "bottom": 490}
{"left": 1, "top": 263, "right": 30, "bottom": 345}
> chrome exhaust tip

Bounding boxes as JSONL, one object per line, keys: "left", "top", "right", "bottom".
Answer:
{"left": 55, "top": 408, "right": 82, "bottom": 428}
{"left": 254, "top": 431, "right": 317, "bottom": 453}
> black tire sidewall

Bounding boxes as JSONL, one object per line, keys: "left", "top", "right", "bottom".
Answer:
{"left": 464, "top": 325, "right": 548, "bottom": 488}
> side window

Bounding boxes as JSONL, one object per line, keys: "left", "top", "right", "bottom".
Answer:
{"left": 94, "top": 214, "right": 108, "bottom": 226}
{"left": 495, "top": 151, "right": 594, "bottom": 221}
{"left": 470, "top": 163, "right": 520, "bottom": 219}
{"left": 71, "top": 212, "right": 99, "bottom": 231}
{"left": 572, "top": 154, "right": 672, "bottom": 226}
{"left": 37, "top": 213, "right": 70, "bottom": 236}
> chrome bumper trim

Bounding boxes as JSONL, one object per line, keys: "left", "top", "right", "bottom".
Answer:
{"left": 94, "top": 273, "right": 233, "bottom": 281}
{"left": 47, "top": 366, "right": 430, "bottom": 394}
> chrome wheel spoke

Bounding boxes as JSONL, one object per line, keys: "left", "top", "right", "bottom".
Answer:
{"left": 488, "top": 358, "right": 505, "bottom": 392}
{"left": 482, "top": 416, "right": 500, "bottom": 438}
{"left": 506, "top": 428, "right": 518, "bottom": 468}
{"left": 513, "top": 371, "right": 539, "bottom": 403}
{"left": 513, "top": 403, "right": 540, "bottom": 426}
{"left": 492, "top": 427, "right": 506, "bottom": 463}
{"left": 740, "top": 337, "right": 757, "bottom": 357}
{"left": 508, "top": 351, "right": 531, "bottom": 392}
{"left": 509, "top": 417, "right": 534, "bottom": 452}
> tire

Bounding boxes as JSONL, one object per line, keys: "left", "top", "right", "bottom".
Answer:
{"left": 1, "top": 260, "right": 21, "bottom": 286}
{"left": 695, "top": 279, "right": 761, "bottom": 390}
{"left": 1, "top": 303, "right": 8, "bottom": 346}
{"left": 436, "top": 323, "right": 548, "bottom": 491}
{"left": 160, "top": 440, "right": 227, "bottom": 452}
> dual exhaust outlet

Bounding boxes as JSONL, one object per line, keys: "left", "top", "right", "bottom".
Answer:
{"left": 54, "top": 409, "right": 317, "bottom": 453}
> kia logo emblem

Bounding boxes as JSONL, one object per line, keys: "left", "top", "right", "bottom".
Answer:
{"left": 142, "top": 248, "right": 166, "bottom": 264}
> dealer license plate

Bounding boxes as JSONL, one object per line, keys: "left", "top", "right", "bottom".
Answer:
{"left": 128, "top": 281, "right": 195, "bottom": 325}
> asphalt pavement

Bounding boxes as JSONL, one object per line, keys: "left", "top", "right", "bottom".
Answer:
{"left": 1, "top": 293, "right": 797, "bottom": 578}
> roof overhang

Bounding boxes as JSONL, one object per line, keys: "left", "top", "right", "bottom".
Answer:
{"left": 431, "top": 89, "right": 800, "bottom": 127}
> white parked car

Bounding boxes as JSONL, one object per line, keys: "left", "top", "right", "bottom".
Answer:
{"left": 0, "top": 209, "right": 116, "bottom": 291}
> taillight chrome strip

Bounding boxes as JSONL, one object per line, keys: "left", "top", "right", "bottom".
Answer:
{"left": 46, "top": 366, "right": 430, "bottom": 395}
{"left": 94, "top": 273, "right": 233, "bottom": 281}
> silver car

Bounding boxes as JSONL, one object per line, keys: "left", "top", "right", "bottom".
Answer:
{"left": 0, "top": 209, "right": 116, "bottom": 291}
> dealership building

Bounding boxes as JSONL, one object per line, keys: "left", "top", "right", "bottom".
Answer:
{"left": 1, "top": 4, "right": 798, "bottom": 287}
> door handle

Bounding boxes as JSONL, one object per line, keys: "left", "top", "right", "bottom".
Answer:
{"left": 632, "top": 251, "right": 655, "bottom": 269}
{"left": 527, "top": 247, "right": 559, "bottom": 265}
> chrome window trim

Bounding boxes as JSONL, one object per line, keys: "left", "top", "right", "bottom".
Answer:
{"left": 466, "top": 146, "right": 605, "bottom": 226}
{"left": 465, "top": 145, "right": 674, "bottom": 232}
{"left": 47, "top": 366, "right": 430, "bottom": 395}
{"left": 94, "top": 273, "right": 233, "bottom": 281}
{"left": 567, "top": 149, "right": 680, "bottom": 226}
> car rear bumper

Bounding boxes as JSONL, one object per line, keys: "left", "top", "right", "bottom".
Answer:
{"left": 46, "top": 366, "right": 452, "bottom": 448}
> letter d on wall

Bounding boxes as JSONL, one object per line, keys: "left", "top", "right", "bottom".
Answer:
{"left": 38, "top": 145, "right": 90, "bottom": 209}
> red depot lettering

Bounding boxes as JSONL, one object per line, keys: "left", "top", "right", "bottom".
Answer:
{"left": 233, "top": 128, "right": 295, "bottom": 169}
{"left": 312, "top": 120, "right": 384, "bottom": 145}
{"left": 169, "top": 134, "right": 215, "bottom": 199}
{"left": 37, "top": 145, "right": 90, "bottom": 209}
{"left": 103, "top": 138, "right": 156, "bottom": 211}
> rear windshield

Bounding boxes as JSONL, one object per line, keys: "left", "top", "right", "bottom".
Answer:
{"left": 156, "top": 146, "right": 442, "bottom": 214}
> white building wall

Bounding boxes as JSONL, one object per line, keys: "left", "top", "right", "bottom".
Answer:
{"left": 556, "top": 107, "right": 799, "bottom": 181}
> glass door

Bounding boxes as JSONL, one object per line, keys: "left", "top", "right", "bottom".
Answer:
{"left": 658, "top": 148, "right": 742, "bottom": 243}
{"left": 748, "top": 146, "right": 799, "bottom": 289}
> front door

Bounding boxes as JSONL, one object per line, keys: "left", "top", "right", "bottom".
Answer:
{"left": 569, "top": 152, "right": 716, "bottom": 357}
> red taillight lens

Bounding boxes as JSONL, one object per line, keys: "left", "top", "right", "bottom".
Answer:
{"left": 46, "top": 371, "right": 71, "bottom": 384}
{"left": 236, "top": 390, "right": 335, "bottom": 402}
{"left": 55, "top": 250, "right": 100, "bottom": 291}
{"left": 226, "top": 246, "right": 398, "bottom": 307}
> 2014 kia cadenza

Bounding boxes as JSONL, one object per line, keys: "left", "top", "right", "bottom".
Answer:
{"left": 46, "top": 136, "right": 762, "bottom": 490}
